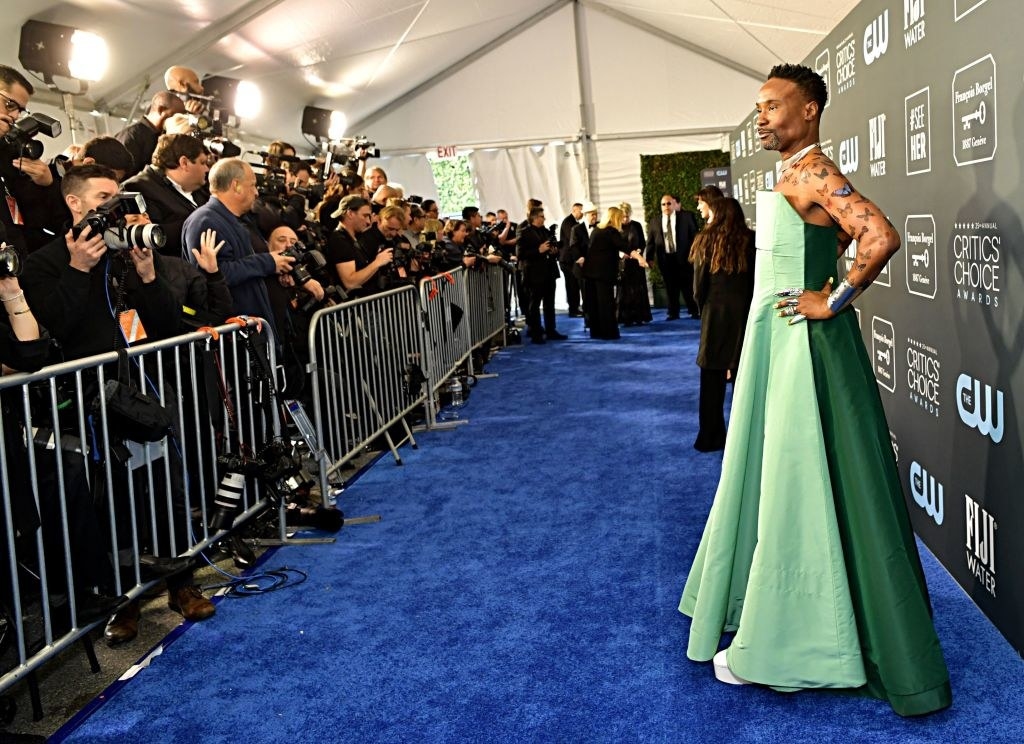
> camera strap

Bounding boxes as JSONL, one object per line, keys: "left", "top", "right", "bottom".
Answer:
{"left": 1, "top": 177, "right": 22, "bottom": 225}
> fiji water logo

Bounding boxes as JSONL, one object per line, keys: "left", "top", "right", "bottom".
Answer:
{"left": 956, "top": 373, "right": 1004, "bottom": 443}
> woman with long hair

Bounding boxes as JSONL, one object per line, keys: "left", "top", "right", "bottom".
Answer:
{"left": 583, "top": 206, "right": 629, "bottom": 339}
{"left": 688, "top": 196, "right": 755, "bottom": 451}
{"left": 616, "top": 202, "right": 652, "bottom": 326}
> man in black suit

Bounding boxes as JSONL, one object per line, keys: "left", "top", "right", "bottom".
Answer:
{"left": 568, "top": 202, "right": 598, "bottom": 320}
{"left": 646, "top": 193, "right": 699, "bottom": 319}
{"left": 517, "top": 205, "right": 566, "bottom": 343}
{"left": 122, "top": 134, "right": 209, "bottom": 258}
{"left": 559, "top": 203, "right": 583, "bottom": 315}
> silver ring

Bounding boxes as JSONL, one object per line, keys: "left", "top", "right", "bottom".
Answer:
{"left": 776, "top": 288, "right": 804, "bottom": 298}
{"left": 784, "top": 298, "right": 800, "bottom": 307}
{"left": 782, "top": 306, "right": 796, "bottom": 317}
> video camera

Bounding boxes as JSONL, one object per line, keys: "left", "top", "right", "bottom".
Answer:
{"left": 546, "top": 224, "right": 562, "bottom": 251}
{"left": 464, "top": 248, "right": 516, "bottom": 275}
{"left": 204, "top": 137, "right": 242, "bottom": 159}
{"left": 173, "top": 91, "right": 237, "bottom": 136}
{"left": 1, "top": 112, "right": 62, "bottom": 160}
{"left": 71, "top": 193, "right": 166, "bottom": 251}
{"left": 322, "top": 135, "right": 381, "bottom": 172}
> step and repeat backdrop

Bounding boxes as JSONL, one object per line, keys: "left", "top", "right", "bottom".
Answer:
{"left": 728, "top": 0, "right": 1022, "bottom": 656}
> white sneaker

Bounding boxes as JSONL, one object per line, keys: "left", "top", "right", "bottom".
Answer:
{"left": 713, "top": 649, "right": 751, "bottom": 685}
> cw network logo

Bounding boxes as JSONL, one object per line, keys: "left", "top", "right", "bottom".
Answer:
{"left": 956, "top": 373, "right": 1005, "bottom": 443}
{"left": 863, "top": 10, "right": 889, "bottom": 65}
{"left": 910, "top": 460, "right": 943, "bottom": 525}
{"left": 839, "top": 136, "right": 860, "bottom": 174}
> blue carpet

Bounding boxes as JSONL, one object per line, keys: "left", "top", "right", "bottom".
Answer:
{"left": 56, "top": 313, "right": 1022, "bottom": 743}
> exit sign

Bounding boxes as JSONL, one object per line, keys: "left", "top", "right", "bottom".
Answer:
{"left": 436, "top": 145, "right": 458, "bottom": 158}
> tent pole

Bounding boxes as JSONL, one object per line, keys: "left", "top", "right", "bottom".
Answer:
{"left": 573, "top": 1, "right": 599, "bottom": 204}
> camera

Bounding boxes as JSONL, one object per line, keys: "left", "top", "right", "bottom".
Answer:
{"left": 1, "top": 113, "right": 62, "bottom": 161}
{"left": 209, "top": 440, "right": 302, "bottom": 531}
{"left": 546, "top": 224, "right": 562, "bottom": 251}
{"left": 465, "top": 248, "right": 516, "bottom": 275}
{"left": 0, "top": 243, "right": 20, "bottom": 278}
{"left": 280, "top": 240, "right": 327, "bottom": 287}
{"left": 203, "top": 137, "right": 241, "bottom": 158}
{"left": 71, "top": 193, "right": 167, "bottom": 251}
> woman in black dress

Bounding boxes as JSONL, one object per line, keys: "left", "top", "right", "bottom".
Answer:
{"left": 616, "top": 202, "right": 652, "bottom": 326}
{"left": 583, "top": 207, "right": 629, "bottom": 340}
{"left": 688, "top": 197, "right": 755, "bottom": 451}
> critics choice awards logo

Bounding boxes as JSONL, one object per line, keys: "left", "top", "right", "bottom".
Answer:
{"left": 863, "top": 10, "right": 889, "bottom": 65}
{"left": 868, "top": 113, "right": 887, "bottom": 177}
{"left": 956, "top": 372, "right": 1005, "bottom": 443}
{"left": 904, "top": 215, "right": 936, "bottom": 298}
{"left": 910, "top": 459, "right": 944, "bottom": 526}
{"left": 965, "top": 494, "right": 996, "bottom": 597}
{"left": 952, "top": 220, "right": 1000, "bottom": 307}
{"left": 871, "top": 316, "right": 896, "bottom": 393}
{"left": 905, "top": 87, "right": 931, "bottom": 175}
{"left": 953, "top": 55, "right": 997, "bottom": 166}
{"left": 906, "top": 337, "right": 940, "bottom": 417}
{"left": 903, "top": 0, "right": 926, "bottom": 48}
{"left": 835, "top": 33, "right": 857, "bottom": 96}
{"left": 815, "top": 49, "right": 831, "bottom": 110}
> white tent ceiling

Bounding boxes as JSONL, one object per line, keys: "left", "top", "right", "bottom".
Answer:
{"left": 4, "top": 0, "right": 859, "bottom": 150}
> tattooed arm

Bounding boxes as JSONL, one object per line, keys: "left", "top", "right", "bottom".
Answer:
{"left": 776, "top": 154, "right": 901, "bottom": 321}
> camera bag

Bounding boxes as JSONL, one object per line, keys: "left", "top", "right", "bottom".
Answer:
{"left": 93, "top": 350, "right": 173, "bottom": 443}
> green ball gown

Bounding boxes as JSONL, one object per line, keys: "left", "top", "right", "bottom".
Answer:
{"left": 679, "top": 191, "right": 952, "bottom": 717}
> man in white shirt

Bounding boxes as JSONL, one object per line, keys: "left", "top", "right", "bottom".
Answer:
{"left": 645, "top": 193, "right": 699, "bottom": 319}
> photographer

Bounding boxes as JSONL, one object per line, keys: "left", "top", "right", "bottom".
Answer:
{"left": 326, "top": 194, "right": 392, "bottom": 297}
{"left": 115, "top": 92, "right": 188, "bottom": 179}
{"left": 182, "top": 158, "right": 295, "bottom": 340}
{"left": 517, "top": 206, "right": 566, "bottom": 343}
{"left": 0, "top": 65, "right": 65, "bottom": 255}
{"left": 20, "top": 165, "right": 180, "bottom": 360}
{"left": 164, "top": 65, "right": 206, "bottom": 116}
{"left": 122, "top": 134, "right": 210, "bottom": 257}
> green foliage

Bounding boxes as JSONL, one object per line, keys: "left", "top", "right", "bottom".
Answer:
{"left": 429, "top": 156, "right": 477, "bottom": 218}
{"left": 640, "top": 150, "right": 730, "bottom": 289}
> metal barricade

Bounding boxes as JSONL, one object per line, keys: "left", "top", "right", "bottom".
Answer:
{"left": 305, "top": 284, "right": 423, "bottom": 497}
{"left": 465, "top": 265, "right": 507, "bottom": 351}
{"left": 0, "top": 320, "right": 280, "bottom": 697}
{"left": 418, "top": 268, "right": 473, "bottom": 420}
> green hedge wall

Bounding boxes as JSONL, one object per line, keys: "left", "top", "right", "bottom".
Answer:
{"left": 640, "top": 149, "right": 730, "bottom": 288}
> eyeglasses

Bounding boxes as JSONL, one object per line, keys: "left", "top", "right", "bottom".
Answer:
{"left": 0, "top": 91, "right": 27, "bottom": 117}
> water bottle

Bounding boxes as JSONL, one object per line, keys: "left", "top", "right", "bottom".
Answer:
{"left": 450, "top": 377, "right": 464, "bottom": 408}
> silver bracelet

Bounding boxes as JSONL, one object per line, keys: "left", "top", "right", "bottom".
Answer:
{"left": 1, "top": 291, "right": 25, "bottom": 303}
{"left": 826, "top": 278, "right": 860, "bottom": 314}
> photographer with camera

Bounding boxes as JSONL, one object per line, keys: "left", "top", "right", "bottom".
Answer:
{"left": 123, "top": 134, "right": 210, "bottom": 257}
{"left": 516, "top": 205, "right": 566, "bottom": 343}
{"left": 115, "top": 92, "right": 188, "bottom": 179}
{"left": 21, "top": 165, "right": 180, "bottom": 359}
{"left": 182, "top": 158, "right": 295, "bottom": 340}
{"left": 0, "top": 65, "right": 66, "bottom": 255}
{"left": 326, "top": 194, "right": 394, "bottom": 298}
{"left": 164, "top": 65, "right": 206, "bottom": 116}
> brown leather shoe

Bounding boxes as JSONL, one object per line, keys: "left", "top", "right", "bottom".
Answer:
{"left": 168, "top": 585, "right": 215, "bottom": 621}
{"left": 103, "top": 599, "right": 141, "bottom": 646}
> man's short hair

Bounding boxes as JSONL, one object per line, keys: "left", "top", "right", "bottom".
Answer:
{"left": 368, "top": 166, "right": 388, "bottom": 181}
{"left": 290, "top": 161, "right": 312, "bottom": 177}
{"left": 61, "top": 164, "right": 119, "bottom": 199}
{"left": 572, "top": 202, "right": 583, "bottom": 209}
{"left": 208, "top": 157, "right": 248, "bottom": 193}
{"left": 409, "top": 204, "right": 425, "bottom": 220}
{"left": 378, "top": 205, "right": 407, "bottom": 227}
{"left": 268, "top": 140, "right": 296, "bottom": 156}
{"left": 768, "top": 63, "right": 828, "bottom": 113}
{"left": 662, "top": 193, "right": 680, "bottom": 204}
{"left": 81, "top": 136, "right": 135, "bottom": 176}
{"left": 421, "top": 199, "right": 437, "bottom": 213}
{"left": 0, "top": 65, "right": 34, "bottom": 95}
{"left": 528, "top": 206, "right": 545, "bottom": 221}
{"left": 335, "top": 194, "right": 370, "bottom": 218}
{"left": 151, "top": 134, "right": 206, "bottom": 171}
{"left": 462, "top": 206, "right": 480, "bottom": 220}
{"left": 149, "top": 90, "right": 183, "bottom": 114}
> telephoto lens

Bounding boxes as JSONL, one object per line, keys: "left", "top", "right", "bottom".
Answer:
{"left": 209, "top": 471, "right": 246, "bottom": 531}
{"left": 104, "top": 224, "right": 167, "bottom": 251}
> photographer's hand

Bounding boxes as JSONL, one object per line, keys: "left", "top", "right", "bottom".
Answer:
{"left": 303, "top": 278, "right": 325, "bottom": 301}
{"left": 12, "top": 157, "right": 53, "bottom": 187}
{"left": 184, "top": 99, "right": 205, "bottom": 115}
{"left": 164, "top": 113, "right": 194, "bottom": 134}
{"left": 129, "top": 246, "right": 157, "bottom": 284}
{"left": 539, "top": 240, "right": 552, "bottom": 254}
{"left": 191, "top": 228, "right": 224, "bottom": 273}
{"left": 66, "top": 226, "right": 107, "bottom": 273}
{"left": 374, "top": 248, "right": 394, "bottom": 268}
{"left": 272, "top": 251, "right": 296, "bottom": 275}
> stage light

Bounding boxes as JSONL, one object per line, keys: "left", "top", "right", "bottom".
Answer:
{"left": 19, "top": 20, "right": 109, "bottom": 83}
{"left": 328, "top": 111, "right": 347, "bottom": 140}
{"left": 234, "top": 80, "right": 262, "bottom": 119}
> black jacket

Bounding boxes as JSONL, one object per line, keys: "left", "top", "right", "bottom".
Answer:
{"left": 516, "top": 223, "right": 560, "bottom": 282}
{"left": 122, "top": 166, "right": 208, "bottom": 258}
{"left": 645, "top": 210, "right": 698, "bottom": 263}
{"left": 114, "top": 119, "right": 159, "bottom": 178}
{"left": 21, "top": 236, "right": 182, "bottom": 360}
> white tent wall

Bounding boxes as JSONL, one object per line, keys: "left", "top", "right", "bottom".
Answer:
{"left": 374, "top": 154, "right": 439, "bottom": 204}
{"left": 360, "top": 3, "right": 582, "bottom": 152}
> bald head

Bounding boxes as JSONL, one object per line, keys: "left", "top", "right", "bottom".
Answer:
{"left": 164, "top": 65, "right": 203, "bottom": 95}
